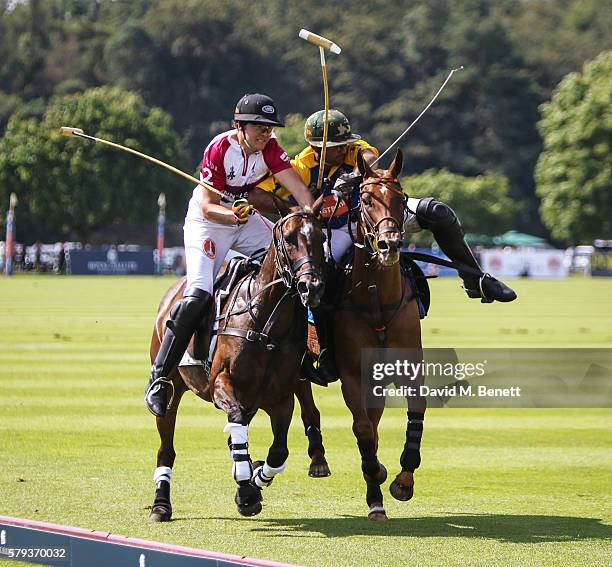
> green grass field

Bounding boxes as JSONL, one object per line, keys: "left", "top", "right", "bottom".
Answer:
{"left": 1, "top": 275, "right": 611, "bottom": 566}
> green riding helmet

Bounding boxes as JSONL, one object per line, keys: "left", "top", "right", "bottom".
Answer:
{"left": 304, "top": 109, "right": 361, "bottom": 147}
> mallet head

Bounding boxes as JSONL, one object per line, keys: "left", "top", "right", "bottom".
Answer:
{"left": 59, "top": 126, "right": 84, "bottom": 137}
{"left": 299, "top": 29, "right": 341, "bottom": 54}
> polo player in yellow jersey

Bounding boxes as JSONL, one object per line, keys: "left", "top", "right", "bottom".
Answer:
{"left": 258, "top": 109, "right": 516, "bottom": 385}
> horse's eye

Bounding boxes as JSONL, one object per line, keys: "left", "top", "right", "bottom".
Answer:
{"left": 362, "top": 195, "right": 372, "bottom": 206}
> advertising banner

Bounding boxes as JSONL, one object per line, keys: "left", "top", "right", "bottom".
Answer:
{"left": 69, "top": 248, "right": 155, "bottom": 275}
{"left": 480, "top": 249, "right": 568, "bottom": 278}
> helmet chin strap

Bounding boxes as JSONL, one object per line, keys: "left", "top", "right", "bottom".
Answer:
{"left": 237, "top": 124, "right": 257, "bottom": 153}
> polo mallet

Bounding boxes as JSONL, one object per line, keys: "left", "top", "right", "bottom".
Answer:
{"left": 298, "top": 29, "right": 341, "bottom": 191}
{"left": 372, "top": 66, "right": 464, "bottom": 167}
{"left": 59, "top": 127, "right": 226, "bottom": 199}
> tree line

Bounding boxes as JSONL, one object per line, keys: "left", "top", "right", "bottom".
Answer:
{"left": 0, "top": 0, "right": 610, "bottom": 244}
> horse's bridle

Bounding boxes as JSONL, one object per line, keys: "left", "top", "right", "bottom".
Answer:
{"left": 358, "top": 177, "right": 409, "bottom": 255}
{"left": 272, "top": 210, "right": 323, "bottom": 289}
{"left": 222, "top": 210, "right": 324, "bottom": 323}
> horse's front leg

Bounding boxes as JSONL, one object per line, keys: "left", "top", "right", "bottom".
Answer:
{"left": 149, "top": 372, "right": 188, "bottom": 522}
{"left": 214, "top": 371, "right": 262, "bottom": 517}
{"left": 340, "top": 376, "right": 388, "bottom": 521}
{"left": 251, "top": 394, "right": 294, "bottom": 498}
{"left": 294, "top": 379, "right": 331, "bottom": 477}
{"left": 390, "top": 407, "right": 425, "bottom": 501}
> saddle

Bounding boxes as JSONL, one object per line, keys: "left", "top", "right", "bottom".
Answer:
{"left": 182, "top": 252, "right": 264, "bottom": 367}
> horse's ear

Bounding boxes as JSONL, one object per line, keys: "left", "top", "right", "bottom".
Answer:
{"left": 357, "top": 150, "right": 374, "bottom": 178}
{"left": 389, "top": 148, "right": 403, "bottom": 178}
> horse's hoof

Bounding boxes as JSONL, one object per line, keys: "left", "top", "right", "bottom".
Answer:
{"left": 238, "top": 500, "right": 262, "bottom": 517}
{"left": 367, "top": 506, "right": 388, "bottom": 521}
{"left": 390, "top": 478, "right": 414, "bottom": 501}
{"left": 308, "top": 461, "right": 331, "bottom": 477}
{"left": 235, "top": 482, "right": 263, "bottom": 517}
{"left": 149, "top": 506, "right": 172, "bottom": 522}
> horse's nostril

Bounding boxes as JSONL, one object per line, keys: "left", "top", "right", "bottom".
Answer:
{"left": 378, "top": 240, "right": 389, "bottom": 251}
{"left": 297, "top": 280, "right": 309, "bottom": 295}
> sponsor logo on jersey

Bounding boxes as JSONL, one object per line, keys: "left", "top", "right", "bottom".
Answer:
{"left": 322, "top": 194, "right": 349, "bottom": 219}
{"left": 203, "top": 238, "right": 216, "bottom": 259}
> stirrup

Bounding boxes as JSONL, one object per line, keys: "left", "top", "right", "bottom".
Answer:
{"left": 144, "top": 377, "right": 175, "bottom": 416}
{"left": 462, "top": 273, "right": 494, "bottom": 303}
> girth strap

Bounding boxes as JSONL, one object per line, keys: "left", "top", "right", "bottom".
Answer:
{"left": 220, "top": 327, "right": 277, "bottom": 351}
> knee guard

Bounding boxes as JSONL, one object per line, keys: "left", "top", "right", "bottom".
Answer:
{"left": 415, "top": 197, "right": 461, "bottom": 232}
{"left": 166, "top": 287, "right": 212, "bottom": 340}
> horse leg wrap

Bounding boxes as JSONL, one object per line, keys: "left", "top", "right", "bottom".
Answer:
{"left": 153, "top": 466, "right": 172, "bottom": 488}
{"left": 252, "top": 461, "right": 286, "bottom": 488}
{"left": 366, "top": 482, "right": 384, "bottom": 508}
{"left": 358, "top": 440, "right": 381, "bottom": 478}
{"left": 224, "top": 422, "right": 252, "bottom": 482}
{"left": 400, "top": 411, "right": 424, "bottom": 472}
{"left": 306, "top": 425, "right": 325, "bottom": 458}
{"left": 151, "top": 467, "right": 172, "bottom": 519}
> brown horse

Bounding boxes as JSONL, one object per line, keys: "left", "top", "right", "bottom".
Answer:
{"left": 148, "top": 209, "right": 327, "bottom": 520}
{"left": 335, "top": 148, "right": 425, "bottom": 521}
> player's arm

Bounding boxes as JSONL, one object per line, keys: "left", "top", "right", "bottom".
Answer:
{"left": 335, "top": 145, "right": 379, "bottom": 195}
{"left": 200, "top": 148, "right": 249, "bottom": 225}
{"left": 248, "top": 187, "right": 288, "bottom": 215}
{"left": 264, "top": 139, "right": 314, "bottom": 211}
{"left": 274, "top": 167, "right": 314, "bottom": 211}
{"left": 200, "top": 188, "right": 242, "bottom": 225}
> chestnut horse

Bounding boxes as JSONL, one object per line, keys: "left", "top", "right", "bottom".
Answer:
{"left": 335, "top": 149, "right": 425, "bottom": 520}
{"left": 148, "top": 209, "right": 326, "bottom": 520}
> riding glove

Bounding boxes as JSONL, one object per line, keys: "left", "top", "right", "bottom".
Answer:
{"left": 232, "top": 199, "right": 253, "bottom": 224}
{"left": 332, "top": 172, "right": 362, "bottom": 197}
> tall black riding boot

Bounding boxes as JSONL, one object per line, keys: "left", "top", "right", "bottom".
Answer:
{"left": 415, "top": 198, "right": 517, "bottom": 303}
{"left": 306, "top": 307, "right": 339, "bottom": 385}
{"left": 145, "top": 287, "right": 212, "bottom": 417}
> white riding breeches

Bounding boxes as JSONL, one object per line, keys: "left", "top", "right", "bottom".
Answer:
{"left": 184, "top": 214, "right": 273, "bottom": 293}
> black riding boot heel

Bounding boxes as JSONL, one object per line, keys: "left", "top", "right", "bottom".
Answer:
{"left": 145, "top": 288, "right": 212, "bottom": 417}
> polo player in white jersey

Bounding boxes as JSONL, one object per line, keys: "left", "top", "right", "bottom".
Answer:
{"left": 145, "top": 94, "right": 314, "bottom": 417}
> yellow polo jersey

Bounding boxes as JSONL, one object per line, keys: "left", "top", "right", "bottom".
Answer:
{"left": 257, "top": 139, "right": 379, "bottom": 199}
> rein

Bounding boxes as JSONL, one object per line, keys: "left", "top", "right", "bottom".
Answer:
{"left": 341, "top": 175, "right": 416, "bottom": 344}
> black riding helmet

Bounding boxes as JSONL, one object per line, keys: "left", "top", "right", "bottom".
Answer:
{"left": 234, "top": 94, "right": 284, "bottom": 127}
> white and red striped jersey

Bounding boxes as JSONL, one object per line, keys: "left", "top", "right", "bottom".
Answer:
{"left": 186, "top": 129, "right": 291, "bottom": 220}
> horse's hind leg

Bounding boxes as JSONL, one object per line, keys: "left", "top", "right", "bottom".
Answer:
{"left": 149, "top": 372, "right": 188, "bottom": 523}
{"left": 390, "top": 407, "right": 425, "bottom": 502}
{"left": 294, "top": 379, "right": 331, "bottom": 477}
{"left": 341, "top": 378, "right": 388, "bottom": 521}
